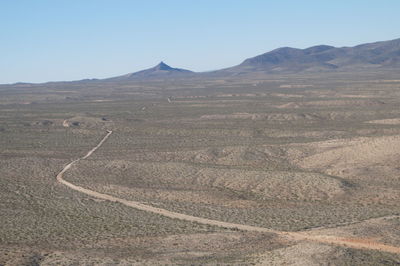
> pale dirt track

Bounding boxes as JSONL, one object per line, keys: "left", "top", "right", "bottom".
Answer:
{"left": 62, "top": 119, "right": 69, "bottom": 127}
{"left": 56, "top": 130, "right": 400, "bottom": 255}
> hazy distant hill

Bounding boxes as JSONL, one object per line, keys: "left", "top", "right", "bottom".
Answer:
{"left": 105, "top": 38, "right": 400, "bottom": 81}
{"left": 107, "top": 61, "right": 194, "bottom": 80}
{"left": 3, "top": 38, "right": 400, "bottom": 85}
{"left": 220, "top": 38, "right": 400, "bottom": 74}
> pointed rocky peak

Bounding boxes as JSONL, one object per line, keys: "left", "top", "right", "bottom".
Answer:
{"left": 109, "top": 61, "right": 194, "bottom": 80}
{"left": 153, "top": 61, "right": 173, "bottom": 71}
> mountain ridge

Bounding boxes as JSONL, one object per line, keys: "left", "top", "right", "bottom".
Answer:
{"left": 107, "top": 61, "right": 194, "bottom": 81}
{"left": 3, "top": 37, "right": 400, "bottom": 84}
{"left": 221, "top": 38, "right": 400, "bottom": 74}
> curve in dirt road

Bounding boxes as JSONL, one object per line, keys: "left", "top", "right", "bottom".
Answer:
{"left": 56, "top": 130, "right": 400, "bottom": 255}
{"left": 62, "top": 119, "right": 69, "bottom": 127}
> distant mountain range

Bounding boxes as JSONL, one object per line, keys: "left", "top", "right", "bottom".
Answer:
{"left": 223, "top": 38, "right": 400, "bottom": 74}
{"left": 107, "top": 38, "right": 400, "bottom": 80}
{"left": 4, "top": 38, "right": 400, "bottom": 84}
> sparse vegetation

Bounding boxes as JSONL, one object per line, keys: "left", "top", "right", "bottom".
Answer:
{"left": 1, "top": 71, "right": 400, "bottom": 264}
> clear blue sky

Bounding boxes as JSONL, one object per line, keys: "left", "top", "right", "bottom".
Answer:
{"left": 1, "top": 0, "right": 399, "bottom": 83}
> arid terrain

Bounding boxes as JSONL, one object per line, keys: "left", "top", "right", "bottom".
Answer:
{"left": 1, "top": 70, "right": 400, "bottom": 265}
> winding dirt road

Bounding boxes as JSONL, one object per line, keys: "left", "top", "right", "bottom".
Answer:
{"left": 56, "top": 130, "right": 400, "bottom": 254}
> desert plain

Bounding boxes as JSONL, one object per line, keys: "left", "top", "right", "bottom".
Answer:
{"left": 1, "top": 70, "right": 400, "bottom": 265}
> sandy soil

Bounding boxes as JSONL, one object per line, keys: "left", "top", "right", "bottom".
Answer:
{"left": 295, "top": 135, "right": 400, "bottom": 178}
{"left": 56, "top": 130, "right": 400, "bottom": 255}
{"left": 366, "top": 118, "right": 400, "bottom": 125}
